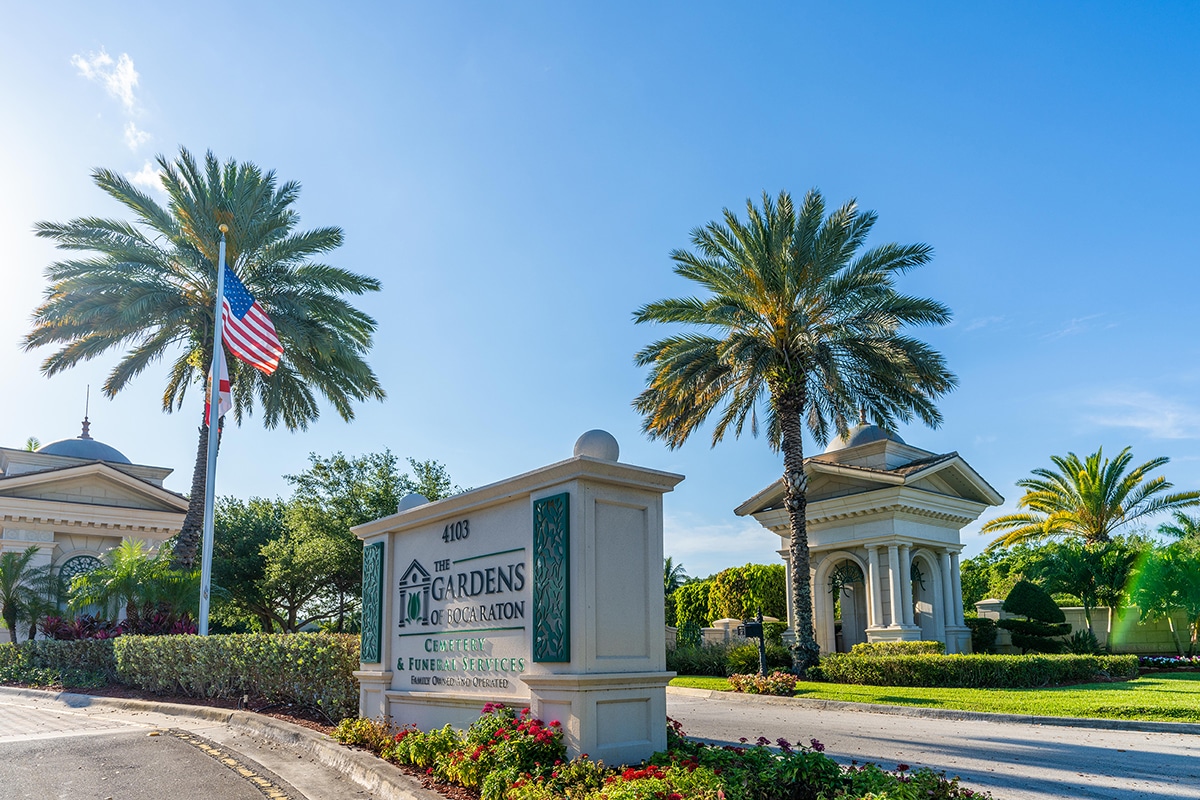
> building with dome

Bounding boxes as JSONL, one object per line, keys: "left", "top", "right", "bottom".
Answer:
{"left": 735, "top": 420, "right": 1002, "bottom": 654}
{"left": 0, "top": 418, "right": 186, "bottom": 643}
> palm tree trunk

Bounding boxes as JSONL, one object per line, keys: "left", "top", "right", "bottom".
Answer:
{"left": 776, "top": 384, "right": 820, "bottom": 673}
{"left": 174, "top": 420, "right": 223, "bottom": 569}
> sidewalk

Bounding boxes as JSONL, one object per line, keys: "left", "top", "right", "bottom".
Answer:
{"left": 0, "top": 686, "right": 437, "bottom": 800}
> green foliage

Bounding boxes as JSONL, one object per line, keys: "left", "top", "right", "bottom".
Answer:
{"left": 68, "top": 540, "right": 196, "bottom": 629}
{"left": 331, "top": 717, "right": 394, "bottom": 753}
{"left": 1002, "top": 580, "right": 1066, "bottom": 623}
{"left": 0, "top": 545, "right": 51, "bottom": 643}
{"left": 0, "top": 641, "right": 110, "bottom": 688}
{"left": 112, "top": 632, "right": 359, "bottom": 720}
{"left": 384, "top": 723, "right": 459, "bottom": 769}
{"left": 1131, "top": 539, "right": 1200, "bottom": 656}
{"left": 726, "top": 643, "right": 794, "bottom": 675}
{"left": 663, "top": 557, "right": 687, "bottom": 626}
{"left": 1065, "top": 629, "right": 1105, "bottom": 655}
{"left": 763, "top": 621, "right": 788, "bottom": 645}
{"left": 982, "top": 447, "right": 1200, "bottom": 547}
{"left": 1000, "top": 580, "right": 1069, "bottom": 653}
{"left": 815, "top": 653, "right": 1138, "bottom": 688}
{"left": 435, "top": 705, "right": 565, "bottom": 800}
{"left": 674, "top": 620, "right": 703, "bottom": 649}
{"left": 965, "top": 618, "right": 998, "bottom": 654}
{"left": 666, "top": 642, "right": 731, "bottom": 676}
{"left": 707, "top": 563, "right": 786, "bottom": 622}
{"left": 1036, "top": 539, "right": 1147, "bottom": 633}
{"left": 849, "top": 640, "right": 944, "bottom": 657}
{"left": 728, "top": 670, "right": 797, "bottom": 695}
{"left": 673, "top": 580, "right": 711, "bottom": 627}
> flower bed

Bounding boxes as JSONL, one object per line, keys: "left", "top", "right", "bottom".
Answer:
{"left": 332, "top": 705, "right": 990, "bottom": 799}
{"left": 1139, "top": 655, "right": 1200, "bottom": 671}
{"left": 728, "top": 670, "right": 797, "bottom": 696}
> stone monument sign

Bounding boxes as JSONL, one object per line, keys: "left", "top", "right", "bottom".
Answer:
{"left": 352, "top": 431, "right": 683, "bottom": 764}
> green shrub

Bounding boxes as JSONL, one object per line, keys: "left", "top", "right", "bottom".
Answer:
{"left": 1000, "top": 580, "right": 1070, "bottom": 654}
{"left": 113, "top": 632, "right": 359, "bottom": 719}
{"left": 816, "top": 653, "right": 1138, "bottom": 688}
{"left": 728, "top": 670, "right": 797, "bottom": 695}
{"left": 21, "top": 639, "right": 117, "bottom": 678}
{"left": 666, "top": 642, "right": 730, "bottom": 676}
{"left": 1003, "top": 580, "right": 1066, "bottom": 622}
{"left": 965, "top": 618, "right": 998, "bottom": 653}
{"left": 673, "top": 580, "right": 712, "bottom": 627}
{"left": 674, "top": 620, "right": 702, "bottom": 649}
{"left": 849, "top": 640, "right": 945, "bottom": 657}
{"left": 385, "top": 723, "right": 460, "bottom": 768}
{"left": 1065, "top": 629, "right": 1105, "bottom": 655}
{"left": 725, "top": 643, "right": 793, "bottom": 675}
{"left": 763, "top": 621, "right": 787, "bottom": 646}
{"left": 331, "top": 717, "right": 393, "bottom": 753}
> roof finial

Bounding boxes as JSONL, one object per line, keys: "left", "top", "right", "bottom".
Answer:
{"left": 858, "top": 406, "right": 867, "bottom": 426}
{"left": 80, "top": 385, "right": 92, "bottom": 440}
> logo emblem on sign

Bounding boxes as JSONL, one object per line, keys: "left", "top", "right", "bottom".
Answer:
{"left": 398, "top": 559, "right": 432, "bottom": 628}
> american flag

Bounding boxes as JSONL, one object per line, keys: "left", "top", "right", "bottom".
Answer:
{"left": 221, "top": 268, "right": 283, "bottom": 375}
{"left": 204, "top": 353, "right": 232, "bottom": 420}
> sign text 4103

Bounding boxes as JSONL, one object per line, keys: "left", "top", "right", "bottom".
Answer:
{"left": 442, "top": 519, "right": 470, "bottom": 542}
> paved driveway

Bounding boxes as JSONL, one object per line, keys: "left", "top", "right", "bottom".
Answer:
{"left": 667, "top": 688, "right": 1200, "bottom": 800}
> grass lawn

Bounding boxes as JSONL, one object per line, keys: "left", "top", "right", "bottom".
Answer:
{"left": 670, "top": 672, "right": 1200, "bottom": 723}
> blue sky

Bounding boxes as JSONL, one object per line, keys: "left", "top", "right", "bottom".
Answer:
{"left": 2, "top": 3, "right": 1198, "bottom": 578}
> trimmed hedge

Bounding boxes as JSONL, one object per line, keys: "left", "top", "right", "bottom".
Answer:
{"left": 815, "top": 653, "right": 1139, "bottom": 688}
{"left": 113, "top": 633, "right": 359, "bottom": 719}
{"left": 1, "top": 633, "right": 359, "bottom": 720}
{"left": 849, "top": 640, "right": 944, "bottom": 657}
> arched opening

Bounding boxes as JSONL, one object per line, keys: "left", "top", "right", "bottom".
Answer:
{"left": 910, "top": 551, "right": 941, "bottom": 642}
{"left": 828, "top": 559, "right": 869, "bottom": 652}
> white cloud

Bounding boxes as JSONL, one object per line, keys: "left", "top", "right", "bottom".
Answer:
{"left": 1083, "top": 390, "right": 1200, "bottom": 440}
{"left": 72, "top": 49, "right": 140, "bottom": 111}
{"left": 964, "top": 315, "right": 1004, "bottom": 332}
{"left": 663, "top": 513, "right": 783, "bottom": 578}
{"left": 124, "top": 121, "right": 151, "bottom": 151}
{"left": 127, "top": 160, "right": 164, "bottom": 193}
{"left": 1044, "top": 313, "right": 1104, "bottom": 340}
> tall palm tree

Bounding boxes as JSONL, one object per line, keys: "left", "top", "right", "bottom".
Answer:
{"left": 24, "top": 148, "right": 385, "bottom": 567}
{"left": 664, "top": 556, "right": 688, "bottom": 593}
{"left": 982, "top": 447, "right": 1200, "bottom": 549}
{"left": 0, "top": 546, "right": 46, "bottom": 643}
{"left": 633, "top": 190, "right": 955, "bottom": 671}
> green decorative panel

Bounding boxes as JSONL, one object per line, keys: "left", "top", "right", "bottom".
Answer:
{"left": 360, "top": 541, "right": 384, "bottom": 663}
{"left": 533, "top": 492, "right": 570, "bottom": 662}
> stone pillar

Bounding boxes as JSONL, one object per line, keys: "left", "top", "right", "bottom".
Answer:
{"left": 898, "top": 543, "right": 914, "bottom": 627}
{"left": 886, "top": 544, "right": 903, "bottom": 628}
{"left": 866, "top": 545, "right": 883, "bottom": 629}
{"left": 950, "top": 551, "right": 965, "bottom": 626}
{"left": 939, "top": 550, "right": 955, "bottom": 629}
{"left": 779, "top": 547, "right": 797, "bottom": 646}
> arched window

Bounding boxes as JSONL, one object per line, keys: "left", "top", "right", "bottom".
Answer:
{"left": 57, "top": 554, "right": 103, "bottom": 589}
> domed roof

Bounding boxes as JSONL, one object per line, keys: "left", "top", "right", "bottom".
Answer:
{"left": 824, "top": 423, "right": 905, "bottom": 454}
{"left": 36, "top": 418, "right": 132, "bottom": 465}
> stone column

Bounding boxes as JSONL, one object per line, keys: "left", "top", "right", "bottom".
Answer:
{"left": 898, "top": 543, "right": 914, "bottom": 627}
{"left": 950, "top": 550, "right": 965, "bottom": 626}
{"left": 779, "top": 547, "right": 797, "bottom": 645}
{"left": 939, "top": 550, "right": 955, "bottom": 630}
{"left": 886, "top": 544, "right": 903, "bottom": 628}
{"left": 866, "top": 545, "right": 883, "bottom": 629}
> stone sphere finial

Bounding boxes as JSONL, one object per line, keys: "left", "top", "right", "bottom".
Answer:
{"left": 397, "top": 493, "right": 430, "bottom": 512}
{"left": 573, "top": 429, "right": 619, "bottom": 461}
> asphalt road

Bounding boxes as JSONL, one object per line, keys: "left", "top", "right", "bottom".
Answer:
{"left": 667, "top": 688, "right": 1200, "bottom": 800}
{"left": 0, "top": 694, "right": 384, "bottom": 800}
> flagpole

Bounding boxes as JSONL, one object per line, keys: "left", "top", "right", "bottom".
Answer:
{"left": 198, "top": 225, "right": 229, "bottom": 636}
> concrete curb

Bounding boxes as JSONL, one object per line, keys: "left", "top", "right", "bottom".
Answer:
{"left": 667, "top": 686, "right": 1200, "bottom": 735}
{"left": 0, "top": 686, "right": 441, "bottom": 800}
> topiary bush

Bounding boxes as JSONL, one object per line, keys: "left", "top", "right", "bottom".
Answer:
{"left": 849, "top": 640, "right": 945, "bottom": 657}
{"left": 816, "top": 653, "right": 1138, "bottom": 688}
{"left": 966, "top": 618, "right": 999, "bottom": 654}
{"left": 1000, "top": 580, "right": 1070, "bottom": 653}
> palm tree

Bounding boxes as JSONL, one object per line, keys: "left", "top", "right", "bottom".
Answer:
{"left": 24, "top": 148, "right": 385, "bottom": 567}
{"left": 1159, "top": 511, "right": 1200, "bottom": 541}
{"left": 664, "top": 556, "right": 688, "bottom": 593}
{"left": 982, "top": 447, "right": 1200, "bottom": 549}
{"left": 68, "top": 540, "right": 161, "bottom": 620}
{"left": 633, "top": 190, "right": 955, "bottom": 671}
{"left": 0, "top": 546, "right": 46, "bottom": 643}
